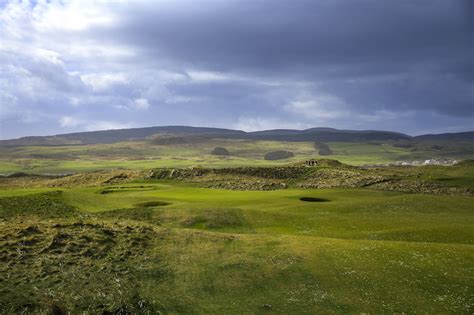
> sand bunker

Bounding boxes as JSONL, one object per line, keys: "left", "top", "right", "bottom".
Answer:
{"left": 134, "top": 201, "right": 170, "bottom": 207}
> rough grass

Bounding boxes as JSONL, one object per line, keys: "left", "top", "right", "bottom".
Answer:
{"left": 0, "top": 220, "right": 163, "bottom": 314}
{"left": 0, "top": 191, "right": 78, "bottom": 219}
{"left": 0, "top": 165, "right": 473, "bottom": 313}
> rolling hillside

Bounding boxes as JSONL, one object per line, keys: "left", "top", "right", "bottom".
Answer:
{"left": 2, "top": 125, "right": 472, "bottom": 147}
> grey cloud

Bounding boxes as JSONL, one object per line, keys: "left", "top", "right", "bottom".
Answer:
{"left": 0, "top": 0, "right": 472, "bottom": 139}
{"left": 101, "top": 0, "right": 473, "bottom": 115}
{"left": 112, "top": 0, "right": 471, "bottom": 72}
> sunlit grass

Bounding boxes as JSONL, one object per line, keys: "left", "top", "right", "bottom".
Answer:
{"left": 1, "top": 175, "right": 473, "bottom": 313}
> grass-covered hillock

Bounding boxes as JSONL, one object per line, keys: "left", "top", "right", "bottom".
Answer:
{"left": 148, "top": 165, "right": 310, "bottom": 180}
{"left": 298, "top": 168, "right": 387, "bottom": 189}
{"left": 0, "top": 169, "right": 145, "bottom": 189}
{"left": 369, "top": 178, "right": 472, "bottom": 195}
{"left": 143, "top": 161, "right": 473, "bottom": 194}
{"left": 0, "top": 191, "right": 78, "bottom": 220}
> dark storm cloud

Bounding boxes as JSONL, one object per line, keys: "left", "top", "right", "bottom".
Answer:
{"left": 114, "top": 0, "right": 470, "bottom": 71}
{"left": 0, "top": 0, "right": 472, "bottom": 139}
{"left": 101, "top": 0, "right": 473, "bottom": 115}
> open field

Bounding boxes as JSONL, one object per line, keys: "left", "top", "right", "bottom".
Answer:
{"left": 1, "top": 138, "right": 473, "bottom": 174}
{"left": 1, "top": 160, "right": 473, "bottom": 313}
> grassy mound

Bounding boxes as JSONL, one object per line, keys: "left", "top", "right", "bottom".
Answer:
{"left": 0, "top": 191, "right": 78, "bottom": 219}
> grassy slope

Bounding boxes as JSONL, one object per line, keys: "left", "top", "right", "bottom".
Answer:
{"left": 1, "top": 179, "right": 473, "bottom": 313}
{"left": 2, "top": 138, "right": 472, "bottom": 174}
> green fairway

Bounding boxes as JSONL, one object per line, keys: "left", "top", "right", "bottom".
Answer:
{"left": 1, "top": 178, "right": 473, "bottom": 313}
{"left": 54, "top": 182, "right": 474, "bottom": 244}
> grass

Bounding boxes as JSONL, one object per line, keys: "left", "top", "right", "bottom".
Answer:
{"left": 3, "top": 138, "right": 472, "bottom": 174}
{"left": 0, "top": 163, "right": 473, "bottom": 313}
{"left": 0, "top": 181, "right": 474, "bottom": 313}
{"left": 327, "top": 142, "right": 412, "bottom": 164}
{"left": 51, "top": 182, "right": 472, "bottom": 244}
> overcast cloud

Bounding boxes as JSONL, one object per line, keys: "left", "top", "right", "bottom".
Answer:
{"left": 0, "top": 0, "right": 472, "bottom": 139}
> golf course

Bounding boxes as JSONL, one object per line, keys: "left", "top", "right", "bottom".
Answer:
{"left": 1, "top": 155, "right": 473, "bottom": 313}
{"left": 2, "top": 0, "right": 473, "bottom": 312}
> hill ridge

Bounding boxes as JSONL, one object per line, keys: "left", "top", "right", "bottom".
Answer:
{"left": 0, "top": 125, "right": 472, "bottom": 147}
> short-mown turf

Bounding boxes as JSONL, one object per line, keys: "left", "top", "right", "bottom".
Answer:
{"left": 0, "top": 179, "right": 473, "bottom": 313}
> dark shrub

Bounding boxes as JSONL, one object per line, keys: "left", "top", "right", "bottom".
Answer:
{"left": 314, "top": 142, "right": 333, "bottom": 156}
{"left": 211, "top": 147, "right": 230, "bottom": 156}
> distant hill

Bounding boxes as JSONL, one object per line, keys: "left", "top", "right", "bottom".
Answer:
{"left": 0, "top": 125, "right": 472, "bottom": 147}
{"left": 0, "top": 126, "right": 246, "bottom": 146}
{"left": 247, "top": 128, "right": 410, "bottom": 142}
{"left": 414, "top": 132, "right": 474, "bottom": 141}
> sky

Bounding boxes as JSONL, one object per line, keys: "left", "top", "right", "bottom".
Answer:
{"left": 0, "top": 0, "right": 472, "bottom": 139}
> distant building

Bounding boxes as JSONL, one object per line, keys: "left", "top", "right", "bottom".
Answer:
{"left": 369, "top": 158, "right": 458, "bottom": 168}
